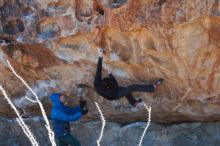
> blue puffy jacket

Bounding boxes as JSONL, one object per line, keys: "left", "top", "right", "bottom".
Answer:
{"left": 50, "top": 93, "right": 82, "bottom": 138}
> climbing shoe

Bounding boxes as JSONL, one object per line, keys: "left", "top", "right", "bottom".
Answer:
{"left": 153, "top": 78, "right": 164, "bottom": 88}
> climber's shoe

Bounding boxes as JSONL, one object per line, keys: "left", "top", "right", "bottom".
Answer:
{"left": 153, "top": 78, "right": 164, "bottom": 88}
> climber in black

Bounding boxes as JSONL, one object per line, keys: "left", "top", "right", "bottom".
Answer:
{"left": 94, "top": 48, "right": 164, "bottom": 107}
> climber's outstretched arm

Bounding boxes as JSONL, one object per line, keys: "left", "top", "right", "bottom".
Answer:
{"left": 94, "top": 48, "right": 104, "bottom": 87}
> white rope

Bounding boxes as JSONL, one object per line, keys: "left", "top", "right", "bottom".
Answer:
{"left": 25, "top": 96, "right": 38, "bottom": 103}
{"left": 16, "top": 118, "right": 39, "bottom": 146}
{"left": 7, "top": 60, "right": 56, "bottom": 146}
{"left": 138, "top": 104, "right": 151, "bottom": 146}
{"left": 95, "top": 102, "right": 106, "bottom": 146}
{"left": 0, "top": 86, "right": 39, "bottom": 146}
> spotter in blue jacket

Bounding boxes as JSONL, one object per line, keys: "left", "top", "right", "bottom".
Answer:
{"left": 50, "top": 93, "right": 82, "bottom": 138}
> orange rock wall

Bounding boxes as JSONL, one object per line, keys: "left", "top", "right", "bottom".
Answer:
{"left": 0, "top": 0, "right": 220, "bottom": 123}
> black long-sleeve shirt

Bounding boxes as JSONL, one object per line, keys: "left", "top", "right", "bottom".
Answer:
{"left": 94, "top": 57, "right": 118, "bottom": 100}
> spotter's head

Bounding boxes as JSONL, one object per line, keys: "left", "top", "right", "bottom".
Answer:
{"left": 59, "top": 94, "right": 69, "bottom": 105}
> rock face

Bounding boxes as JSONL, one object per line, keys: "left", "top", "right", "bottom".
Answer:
{"left": 0, "top": 117, "right": 220, "bottom": 146}
{"left": 0, "top": 0, "right": 220, "bottom": 124}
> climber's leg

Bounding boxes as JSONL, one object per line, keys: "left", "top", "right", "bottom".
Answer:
{"left": 116, "top": 84, "right": 155, "bottom": 98}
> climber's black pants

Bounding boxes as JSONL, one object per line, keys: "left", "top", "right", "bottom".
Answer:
{"left": 116, "top": 84, "right": 155, "bottom": 105}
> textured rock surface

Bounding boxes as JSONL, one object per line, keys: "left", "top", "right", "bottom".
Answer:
{"left": 0, "top": 117, "right": 220, "bottom": 146}
{"left": 0, "top": 0, "right": 220, "bottom": 123}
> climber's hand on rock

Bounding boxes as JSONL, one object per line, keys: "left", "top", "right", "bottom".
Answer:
{"left": 98, "top": 48, "right": 104, "bottom": 57}
{"left": 107, "top": 67, "right": 112, "bottom": 74}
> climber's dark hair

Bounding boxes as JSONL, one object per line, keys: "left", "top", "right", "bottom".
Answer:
{"left": 101, "top": 77, "right": 113, "bottom": 88}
